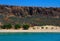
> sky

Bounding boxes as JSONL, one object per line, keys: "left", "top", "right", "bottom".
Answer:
{"left": 0, "top": 0, "right": 60, "bottom": 7}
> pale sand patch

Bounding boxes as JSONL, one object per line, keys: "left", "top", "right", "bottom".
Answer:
{"left": 0, "top": 29, "right": 60, "bottom": 32}
{"left": 0, "top": 25, "right": 60, "bottom": 32}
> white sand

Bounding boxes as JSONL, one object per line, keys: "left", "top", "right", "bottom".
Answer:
{"left": 0, "top": 29, "right": 60, "bottom": 32}
{"left": 0, "top": 25, "right": 60, "bottom": 32}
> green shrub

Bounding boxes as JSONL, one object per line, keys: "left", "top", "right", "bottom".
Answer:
{"left": 1, "top": 23, "right": 12, "bottom": 29}
{"left": 23, "top": 24, "right": 29, "bottom": 30}
{"left": 14, "top": 24, "right": 21, "bottom": 29}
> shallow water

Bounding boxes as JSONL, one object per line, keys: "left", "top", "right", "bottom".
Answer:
{"left": 0, "top": 32, "right": 60, "bottom": 41}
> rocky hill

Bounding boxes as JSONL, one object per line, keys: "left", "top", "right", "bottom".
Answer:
{"left": 0, "top": 5, "right": 60, "bottom": 26}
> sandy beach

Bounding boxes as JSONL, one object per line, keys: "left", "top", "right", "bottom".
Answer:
{"left": 0, "top": 25, "right": 60, "bottom": 32}
{"left": 0, "top": 29, "right": 60, "bottom": 32}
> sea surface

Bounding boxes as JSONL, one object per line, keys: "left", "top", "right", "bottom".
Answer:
{"left": 0, "top": 32, "right": 60, "bottom": 41}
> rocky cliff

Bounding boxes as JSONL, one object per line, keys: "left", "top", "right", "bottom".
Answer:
{"left": 0, "top": 5, "right": 60, "bottom": 26}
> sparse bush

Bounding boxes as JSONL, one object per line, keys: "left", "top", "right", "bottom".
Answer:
{"left": 14, "top": 24, "right": 21, "bottom": 29}
{"left": 23, "top": 24, "right": 29, "bottom": 30}
{"left": 1, "top": 23, "right": 12, "bottom": 29}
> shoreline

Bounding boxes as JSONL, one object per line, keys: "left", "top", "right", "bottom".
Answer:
{"left": 0, "top": 29, "right": 60, "bottom": 32}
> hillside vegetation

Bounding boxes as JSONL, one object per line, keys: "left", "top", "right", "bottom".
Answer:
{"left": 0, "top": 5, "right": 60, "bottom": 26}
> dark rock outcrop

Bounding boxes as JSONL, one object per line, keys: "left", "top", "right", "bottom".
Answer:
{"left": 0, "top": 5, "right": 60, "bottom": 17}
{"left": 0, "top": 5, "right": 60, "bottom": 26}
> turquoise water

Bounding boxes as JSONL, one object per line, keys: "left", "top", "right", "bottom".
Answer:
{"left": 0, "top": 32, "right": 60, "bottom": 41}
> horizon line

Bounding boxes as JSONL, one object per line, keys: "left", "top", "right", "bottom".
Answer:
{"left": 0, "top": 4, "right": 60, "bottom": 8}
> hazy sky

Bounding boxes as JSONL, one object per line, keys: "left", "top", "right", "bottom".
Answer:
{"left": 0, "top": 0, "right": 60, "bottom": 7}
